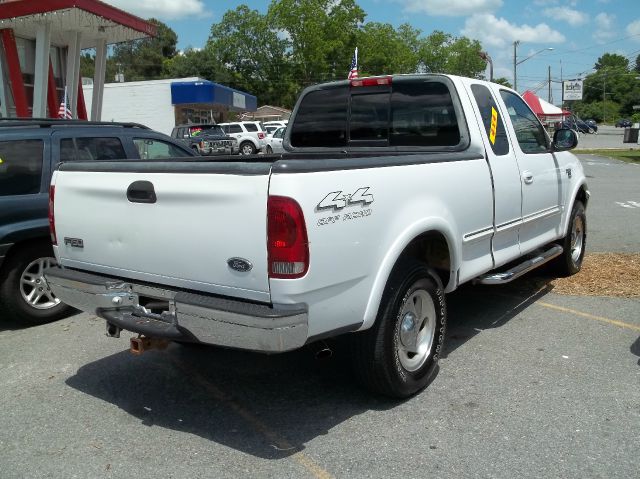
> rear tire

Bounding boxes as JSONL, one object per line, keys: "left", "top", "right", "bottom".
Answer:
{"left": 240, "top": 141, "right": 256, "bottom": 155}
{"left": 0, "top": 242, "right": 73, "bottom": 325}
{"left": 351, "top": 259, "right": 446, "bottom": 398}
{"left": 554, "top": 200, "right": 586, "bottom": 276}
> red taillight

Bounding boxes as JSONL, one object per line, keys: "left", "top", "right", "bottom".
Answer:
{"left": 48, "top": 184, "right": 57, "bottom": 245}
{"left": 258, "top": 132, "right": 265, "bottom": 140}
{"left": 350, "top": 76, "right": 392, "bottom": 88}
{"left": 267, "top": 196, "right": 309, "bottom": 279}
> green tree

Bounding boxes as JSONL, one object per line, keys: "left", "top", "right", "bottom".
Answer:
{"left": 164, "top": 48, "right": 236, "bottom": 85}
{"left": 493, "top": 77, "right": 512, "bottom": 88}
{"left": 417, "top": 31, "right": 486, "bottom": 78}
{"left": 109, "top": 18, "right": 178, "bottom": 81}
{"left": 208, "top": 5, "right": 296, "bottom": 106}
{"left": 356, "top": 22, "right": 420, "bottom": 75}
{"left": 269, "top": 0, "right": 365, "bottom": 84}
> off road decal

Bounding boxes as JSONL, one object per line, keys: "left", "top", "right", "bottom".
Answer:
{"left": 317, "top": 187, "right": 374, "bottom": 211}
{"left": 489, "top": 107, "right": 498, "bottom": 145}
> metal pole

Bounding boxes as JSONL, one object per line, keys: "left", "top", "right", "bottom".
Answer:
{"left": 603, "top": 72, "right": 606, "bottom": 124}
{"left": 548, "top": 65, "right": 551, "bottom": 103}
{"left": 513, "top": 41, "right": 519, "bottom": 91}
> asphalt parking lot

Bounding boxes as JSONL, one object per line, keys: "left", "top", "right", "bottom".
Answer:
{"left": 1, "top": 153, "right": 638, "bottom": 479}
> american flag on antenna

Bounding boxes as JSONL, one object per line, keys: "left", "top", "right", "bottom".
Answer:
{"left": 58, "top": 86, "right": 72, "bottom": 119}
{"left": 348, "top": 47, "right": 358, "bottom": 79}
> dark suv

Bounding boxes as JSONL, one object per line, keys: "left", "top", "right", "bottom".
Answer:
{"left": 0, "top": 119, "right": 194, "bottom": 325}
{"left": 171, "top": 124, "right": 238, "bottom": 155}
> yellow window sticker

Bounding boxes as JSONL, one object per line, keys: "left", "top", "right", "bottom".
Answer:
{"left": 489, "top": 107, "right": 498, "bottom": 145}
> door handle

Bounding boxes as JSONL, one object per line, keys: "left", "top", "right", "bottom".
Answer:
{"left": 522, "top": 171, "right": 534, "bottom": 184}
{"left": 127, "top": 180, "right": 157, "bottom": 204}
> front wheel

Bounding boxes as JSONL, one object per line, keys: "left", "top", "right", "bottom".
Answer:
{"left": 554, "top": 200, "right": 586, "bottom": 276}
{"left": 0, "top": 242, "right": 74, "bottom": 325}
{"left": 351, "top": 259, "right": 446, "bottom": 398}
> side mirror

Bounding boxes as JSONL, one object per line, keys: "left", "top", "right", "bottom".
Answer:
{"left": 552, "top": 128, "right": 578, "bottom": 151}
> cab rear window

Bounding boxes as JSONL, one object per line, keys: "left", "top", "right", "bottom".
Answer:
{"left": 290, "top": 78, "right": 463, "bottom": 149}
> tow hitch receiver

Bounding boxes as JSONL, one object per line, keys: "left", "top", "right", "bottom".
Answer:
{"left": 130, "top": 336, "right": 170, "bottom": 355}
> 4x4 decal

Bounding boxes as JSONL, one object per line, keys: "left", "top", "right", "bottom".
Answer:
{"left": 317, "top": 187, "right": 374, "bottom": 211}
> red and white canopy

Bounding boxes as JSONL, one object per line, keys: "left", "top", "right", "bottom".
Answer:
{"left": 522, "top": 90, "right": 570, "bottom": 118}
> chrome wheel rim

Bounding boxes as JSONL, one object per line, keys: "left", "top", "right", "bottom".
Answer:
{"left": 570, "top": 215, "right": 584, "bottom": 263}
{"left": 241, "top": 144, "right": 254, "bottom": 155}
{"left": 396, "top": 288, "right": 437, "bottom": 372}
{"left": 20, "top": 257, "right": 61, "bottom": 310}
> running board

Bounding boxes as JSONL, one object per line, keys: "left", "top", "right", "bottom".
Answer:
{"left": 474, "top": 245, "right": 563, "bottom": 285}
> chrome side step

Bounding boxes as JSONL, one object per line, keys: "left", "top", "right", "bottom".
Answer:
{"left": 475, "top": 245, "right": 563, "bottom": 285}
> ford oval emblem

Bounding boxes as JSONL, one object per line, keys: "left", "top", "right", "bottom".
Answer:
{"left": 227, "top": 257, "right": 253, "bottom": 272}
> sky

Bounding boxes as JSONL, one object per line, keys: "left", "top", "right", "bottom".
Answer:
{"left": 104, "top": 0, "right": 640, "bottom": 106}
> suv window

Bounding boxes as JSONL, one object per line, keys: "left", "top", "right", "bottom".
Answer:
{"left": 244, "top": 123, "right": 258, "bottom": 132}
{"left": 290, "top": 79, "right": 462, "bottom": 148}
{"left": 499, "top": 90, "right": 549, "bottom": 154}
{"left": 228, "top": 124, "right": 243, "bottom": 134}
{"left": 134, "top": 138, "right": 187, "bottom": 159}
{"left": 60, "top": 137, "right": 127, "bottom": 161}
{"left": 471, "top": 84, "right": 509, "bottom": 156}
{"left": 0, "top": 139, "right": 43, "bottom": 196}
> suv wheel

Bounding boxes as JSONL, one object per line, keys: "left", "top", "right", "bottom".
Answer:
{"left": 0, "top": 242, "right": 74, "bottom": 325}
{"left": 240, "top": 141, "right": 257, "bottom": 155}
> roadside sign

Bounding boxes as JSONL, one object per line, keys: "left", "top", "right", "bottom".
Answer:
{"left": 563, "top": 80, "right": 583, "bottom": 101}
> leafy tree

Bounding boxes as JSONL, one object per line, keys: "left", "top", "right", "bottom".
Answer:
{"left": 269, "top": 0, "right": 365, "bottom": 84}
{"left": 356, "top": 22, "right": 420, "bottom": 75}
{"left": 109, "top": 18, "right": 178, "bottom": 81}
{"left": 493, "top": 77, "right": 512, "bottom": 88}
{"left": 417, "top": 31, "right": 486, "bottom": 78}
{"left": 208, "top": 5, "right": 296, "bottom": 106}
{"left": 164, "top": 48, "right": 235, "bottom": 85}
{"left": 594, "top": 53, "right": 629, "bottom": 71}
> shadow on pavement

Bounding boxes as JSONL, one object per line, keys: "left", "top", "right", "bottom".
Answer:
{"left": 66, "top": 341, "right": 397, "bottom": 459}
{"left": 65, "top": 274, "right": 555, "bottom": 458}
{"left": 630, "top": 336, "right": 640, "bottom": 366}
{"left": 443, "top": 275, "right": 554, "bottom": 358}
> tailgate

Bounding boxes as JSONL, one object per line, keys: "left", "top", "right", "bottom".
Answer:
{"left": 53, "top": 161, "right": 272, "bottom": 303}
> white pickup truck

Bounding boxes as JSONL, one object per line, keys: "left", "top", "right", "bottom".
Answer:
{"left": 45, "top": 74, "right": 588, "bottom": 398}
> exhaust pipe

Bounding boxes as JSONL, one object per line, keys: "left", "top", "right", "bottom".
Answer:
{"left": 309, "top": 340, "right": 333, "bottom": 360}
{"left": 130, "top": 336, "right": 169, "bottom": 355}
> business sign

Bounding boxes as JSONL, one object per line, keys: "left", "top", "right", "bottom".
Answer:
{"left": 563, "top": 80, "right": 583, "bottom": 101}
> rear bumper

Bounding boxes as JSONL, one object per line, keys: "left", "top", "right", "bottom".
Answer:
{"left": 44, "top": 266, "right": 308, "bottom": 352}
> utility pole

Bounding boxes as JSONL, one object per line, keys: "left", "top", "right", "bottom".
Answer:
{"left": 603, "top": 71, "right": 606, "bottom": 124}
{"left": 548, "top": 66, "right": 552, "bottom": 103}
{"left": 513, "top": 41, "right": 519, "bottom": 91}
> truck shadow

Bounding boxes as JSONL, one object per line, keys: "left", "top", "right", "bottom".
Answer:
{"left": 443, "top": 275, "right": 554, "bottom": 358}
{"left": 64, "top": 275, "right": 554, "bottom": 459}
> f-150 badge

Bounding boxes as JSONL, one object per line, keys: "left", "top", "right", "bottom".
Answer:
{"left": 317, "top": 187, "right": 374, "bottom": 211}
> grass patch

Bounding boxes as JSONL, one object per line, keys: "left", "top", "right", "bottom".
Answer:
{"left": 574, "top": 148, "right": 640, "bottom": 164}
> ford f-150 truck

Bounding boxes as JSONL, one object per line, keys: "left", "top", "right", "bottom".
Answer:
{"left": 45, "top": 74, "right": 588, "bottom": 398}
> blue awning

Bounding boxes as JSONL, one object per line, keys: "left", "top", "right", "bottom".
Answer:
{"left": 170, "top": 80, "right": 257, "bottom": 112}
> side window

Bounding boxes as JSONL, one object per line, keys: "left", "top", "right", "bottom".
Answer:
{"left": 73, "top": 137, "right": 126, "bottom": 161}
{"left": 499, "top": 90, "right": 549, "bottom": 154}
{"left": 0, "top": 139, "right": 43, "bottom": 196}
{"left": 290, "top": 87, "right": 348, "bottom": 147}
{"left": 244, "top": 123, "right": 258, "bottom": 132}
{"left": 134, "top": 138, "right": 187, "bottom": 159}
{"left": 60, "top": 138, "right": 77, "bottom": 161}
{"left": 389, "top": 81, "right": 461, "bottom": 147}
{"left": 229, "top": 124, "right": 243, "bottom": 134}
{"left": 350, "top": 92, "right": 389, "bottom": 142}
{"left": 470, "top": 84, "right": 509, "bottom": 156}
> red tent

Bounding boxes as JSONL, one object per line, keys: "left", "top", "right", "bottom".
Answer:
{"left": 522, "top": 91, "right": 570, "bottom": 122}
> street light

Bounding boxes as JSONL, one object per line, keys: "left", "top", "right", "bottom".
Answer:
{"left": 479, "top": 51, "right": 493, "bottom": 82}
{"left": 513, "top": 41, "right": 554, "bottom": 91}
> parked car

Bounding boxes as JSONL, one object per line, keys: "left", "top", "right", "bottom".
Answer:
{"left": 263, "top": 120, "right": 288, "bottom": 129}
{"left": 615, "top": 119, "right": 633, "bottom": 128}
{"left": 45, "top": 74, "right": 587, "bottom": 398}
{"left": 561, "top": 117, "right": 597, "bottom": 134}
{"left": 0, "top": 118, "right": 194, "bottom": 325}
{"left": 264, "top": 126, "right": 286, "bottom": 154}
{"left": 218, "top": 121, "right": 267, "bottom": 155}
{"left": 170, "top": 123, "right": 238, "bottom": 155}
{"left": 264, "top": 124, "right": 280, "bottom": 137}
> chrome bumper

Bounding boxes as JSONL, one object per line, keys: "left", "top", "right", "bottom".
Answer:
{"left": 44, "top": 267, "right": 308, "bottom": 352}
